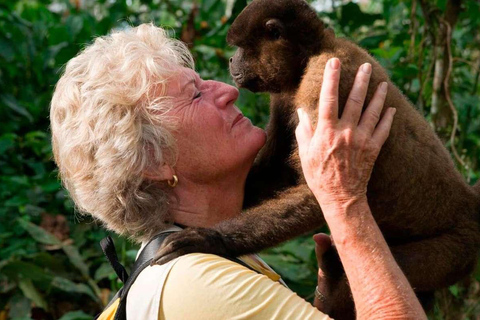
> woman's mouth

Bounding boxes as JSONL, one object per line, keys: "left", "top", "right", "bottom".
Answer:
{"left": 232, "top": 113, "right": 245, "bottom": 127}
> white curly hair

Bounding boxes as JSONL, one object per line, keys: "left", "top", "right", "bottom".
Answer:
{"left": 50, "top": 23, "right": 194, "bottom": 241}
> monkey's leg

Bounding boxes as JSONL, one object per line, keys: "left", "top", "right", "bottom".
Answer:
{"left": 388, "top": 222, "right": 479, "bottom": 292}
{"left": 323, "top": 222, "right": 479, "bottom": 319}
{"left": 154, "top": 184, "right": 326, "bottom": 263}
{"left": 316, "top": 247, "right": 355, "bottom": 320}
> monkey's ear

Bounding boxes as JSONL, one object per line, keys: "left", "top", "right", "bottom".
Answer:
{"left": 265, "top": 19, "right": 284, "bottom": 40}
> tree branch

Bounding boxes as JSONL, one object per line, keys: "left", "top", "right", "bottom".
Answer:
{"left": 439, "top": 17, "right": 466, "bottom": 168}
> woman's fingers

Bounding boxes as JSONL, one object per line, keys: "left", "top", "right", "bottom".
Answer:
{"left": 372, "top": 107, "right": 396, "bottom": 147}
{"left": 341, "top": 63, "right": 372, "bottom": 126}
{"left": 295, "top": 108, "right": 314, "bottom": 157}
{"left": 318, "top": 58, "right": 341, "bottom": 122}
{"left": 358, "top": 82, "right": 388, "bottom": 134}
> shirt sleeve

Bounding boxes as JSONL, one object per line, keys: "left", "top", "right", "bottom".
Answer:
{"left": 159, "top": 253, "right": 332, "bottom": 320}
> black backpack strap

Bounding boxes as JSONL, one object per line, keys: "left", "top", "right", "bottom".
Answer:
{"left": 98, "top": 230, "right": 261, "bottom": 320}
{"left": 113, "top": 231, "right": 175, "bottom": 320}
{"left": 100, "top": 236, "right": 129, "bottom": 284}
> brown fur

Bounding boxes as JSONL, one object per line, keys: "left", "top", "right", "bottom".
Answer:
{"left": 157, "top": 0, "right": 480, "bottom": 318}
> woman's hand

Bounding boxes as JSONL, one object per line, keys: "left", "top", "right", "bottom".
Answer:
{"left": 295, "top": 58, "right": 396, "bottom": 212}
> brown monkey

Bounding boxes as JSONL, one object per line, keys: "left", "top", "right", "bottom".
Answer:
{"left": 156, "top": 0, "right": 480, "bottom": 318}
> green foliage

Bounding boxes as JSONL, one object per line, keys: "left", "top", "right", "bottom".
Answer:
{"left": 0, "top": 0, "right": 479, "bottom": 318}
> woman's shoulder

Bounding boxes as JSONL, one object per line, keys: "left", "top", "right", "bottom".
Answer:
{"left": 161, "top": 253, "right": 331, "bottom": 319}
{"left": 167, "top": 252, "right": 255, "bottom": 275}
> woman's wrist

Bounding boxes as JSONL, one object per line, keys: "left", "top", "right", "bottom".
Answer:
{"left": 314, "top": 192, "right": 369, "bottom": 220}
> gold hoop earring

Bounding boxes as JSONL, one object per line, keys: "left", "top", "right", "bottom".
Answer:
{"left": 167, "top": 175, "right": 178, "bottom": 188}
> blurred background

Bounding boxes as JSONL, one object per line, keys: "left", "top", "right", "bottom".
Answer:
{"left": 0, "top": 0, "right": 479, "bottom": 319}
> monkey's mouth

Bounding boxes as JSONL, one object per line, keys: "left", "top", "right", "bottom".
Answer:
{"left": 231, "top": 73, "right": 265, "bottom": 93}
{"left": 231, "top": 72, "right": 245, "bottom": 84}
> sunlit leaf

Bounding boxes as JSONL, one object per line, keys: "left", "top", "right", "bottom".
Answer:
{"left": 18, "top": 278, "right": 48, "bottom": 311}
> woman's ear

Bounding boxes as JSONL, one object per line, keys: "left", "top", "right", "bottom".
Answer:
{"left": 143, "top": 163, "right": 175, "bottom": 182}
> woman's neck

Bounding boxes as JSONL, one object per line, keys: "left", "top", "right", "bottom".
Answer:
{"left": 170, "top": 173, "right": 245, "bottom": 228}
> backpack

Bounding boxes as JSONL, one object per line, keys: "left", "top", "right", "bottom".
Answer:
{"left": 95, "top": 231, "right": 258, "bottom": 320}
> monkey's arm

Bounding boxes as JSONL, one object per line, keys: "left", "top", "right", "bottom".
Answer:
{"left": 244, "top": 94, "right": 299, "bottom": 208}
{"left": 153, "top": 184, "right": 325, "bottom": 264}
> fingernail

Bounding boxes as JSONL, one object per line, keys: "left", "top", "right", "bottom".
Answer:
{"left": 380, "top": 82, "right": 388, "bottom": 93}
{"left": 362, "top": 63, "right": 372, "bottom": 74}
{"left": 329, "top": 58, "right": 340, "bottom": 69}
{"left": 391, "top": 107, "right": 396, "bottom": 115}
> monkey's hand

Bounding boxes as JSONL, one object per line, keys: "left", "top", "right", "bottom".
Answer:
{"left": 151, "top": 227, "right": 231, "bottom": 265}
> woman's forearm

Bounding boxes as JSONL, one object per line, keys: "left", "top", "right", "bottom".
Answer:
{"left": 296, "top": 58, "right": 427, "bottom": 319}
{"left": 321, "top": 198, "right": 427, "bottom": 320}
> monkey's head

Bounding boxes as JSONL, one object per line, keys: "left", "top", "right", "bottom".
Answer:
{"left": 227, "top": 0, "right": 325, "bottom": 93}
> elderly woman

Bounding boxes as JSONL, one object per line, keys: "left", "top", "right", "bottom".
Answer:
{"left": 50, "top": 24, "right": 426, "bottom": 319}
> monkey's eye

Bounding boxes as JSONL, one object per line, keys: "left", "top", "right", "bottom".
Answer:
{"left": 269, "top": 29, "right": 281, "bottom": 40}
{"left": 265, "top": 19, "right": 284, "bottom": 40}
{"left": 194, "top": 91, "right": 202, "bottom": 99}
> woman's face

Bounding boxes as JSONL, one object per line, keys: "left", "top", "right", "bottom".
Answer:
{"left": 167, "top": 68, "right": 266, "bottom": 183}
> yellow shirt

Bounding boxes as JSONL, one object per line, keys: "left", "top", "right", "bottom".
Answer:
{"left": 157, "top": 253, "right": 331, "bottom": 319}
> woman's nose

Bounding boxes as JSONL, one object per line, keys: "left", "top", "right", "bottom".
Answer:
{"left": 214, "top": 82, "right": 239, "bottom": 109}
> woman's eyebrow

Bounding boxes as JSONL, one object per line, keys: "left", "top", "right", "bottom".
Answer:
{"left": 180, "top": 78, "right": 196, "bottom": 94}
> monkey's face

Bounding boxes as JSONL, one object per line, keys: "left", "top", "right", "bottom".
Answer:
{"left": 227, "top": 0, "right": 324, "bottom": 93}
{"left": 228, "top": 19, "right": 304, "bottom": 93}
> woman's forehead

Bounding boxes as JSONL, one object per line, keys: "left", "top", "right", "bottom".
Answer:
{"left": 167, "top": 67, "right": 200, "bottom": 95}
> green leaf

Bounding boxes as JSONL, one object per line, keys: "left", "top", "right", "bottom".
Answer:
{"left": 259, "top": 253, "right": 313, "bottom": 282}
{"left": 40, "top": 180, "right": 61, "bottom": 193}
{"left": 18, "top": 278, "right": 48, "bottom": 311}
{"left": 62, "top": 244, "right": 90, "bottom": 278}
{"left": 17, "top": 219, "right": 62, "bottom": 246}
{"left": 8, "top": 294, "right": 31, "bottom": 319}
{"left": 47, "top": 41, "right": 69, "bottom": 59}
{"left": 0, "top": 94, "right": 33, "bottom": 122}
{"left": 194, "top": 44, "right": 218, "bottom": 59}
{"left": 66, "top": 15, "right": 84, "bottom": 38}
{"left": 51, "top": 277, "right": 98, "bottom": 302}
{"left": 58, "top": 310, "right": 93, "bottom": 320}
{"left": 0, "top": 133, "right": 17, "bottom": 153}
{"left": 30, "top": 252, "right": 66, "bottom": 273}
{"left": 449, "top": 284, "right": 459, "bottom": 297}
{"left": 339, "top": 2, "right": 382, "bottom": 31}
{"left": 94, "top": 263, "right": 114, "bottom": 281}
{"left": 1, "top": 260, "right": 53, "bottom": 285}
{"left": 0, "top": 38, "right": 15, "bottom": 61}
